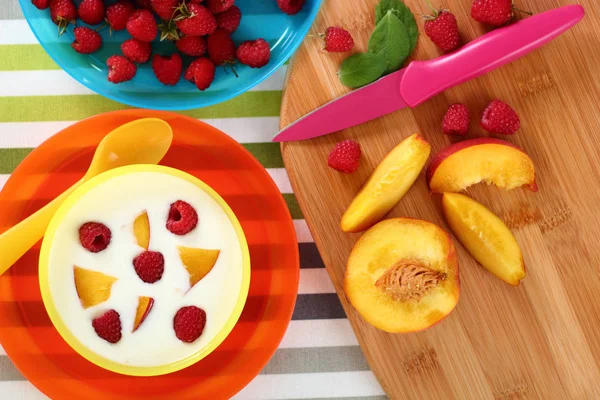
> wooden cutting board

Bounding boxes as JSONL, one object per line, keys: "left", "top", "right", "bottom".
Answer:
{"left": 280, "top": 0, "right": 600, "bottom": 398}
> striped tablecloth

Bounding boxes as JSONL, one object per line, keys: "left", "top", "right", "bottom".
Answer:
{"left": 0, "top": 2, "right": 386, "bottom": 399}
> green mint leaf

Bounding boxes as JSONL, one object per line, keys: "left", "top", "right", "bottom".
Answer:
{"left": 375, "top": 0, "right": 418, "bottom": 52}
{"left": 368, "top": 11, "right": 410, "bottom": 74}
{"left": 338, "top": 52, "right": 387, "bottom": 88}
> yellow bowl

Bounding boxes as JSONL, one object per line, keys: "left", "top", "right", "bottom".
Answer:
{"left": 39, "top": 165, "right": 251, "bottom": 376}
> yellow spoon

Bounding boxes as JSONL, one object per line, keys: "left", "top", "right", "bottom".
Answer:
{"left": 0, "top": 118, "right": 173, "bottom": 275}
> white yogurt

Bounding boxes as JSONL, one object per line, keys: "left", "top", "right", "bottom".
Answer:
{"left": 47, "top": 171, "right": 244, "bottom": 367}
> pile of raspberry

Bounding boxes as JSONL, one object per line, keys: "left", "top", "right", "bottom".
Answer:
{"left": 31, "top": 0, "right": 306, "bottom": 90}
{"left": 79, "top": 200, "right": 208, "bottom": 344}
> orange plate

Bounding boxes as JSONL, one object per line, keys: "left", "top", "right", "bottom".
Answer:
{"left": 0, "top": 110, "right": 299, "bottom": 399}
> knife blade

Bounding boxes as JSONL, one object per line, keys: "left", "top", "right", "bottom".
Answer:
{"left": 273, "top": 5, "right": 585, "bottom": 142}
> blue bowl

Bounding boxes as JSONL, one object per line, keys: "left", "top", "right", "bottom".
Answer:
{"left": 19, "top": 0, "right": 322, "bottom": 110}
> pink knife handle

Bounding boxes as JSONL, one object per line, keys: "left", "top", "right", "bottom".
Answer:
{"left": 400, "top": 5, "right": 585, "bottom": 107}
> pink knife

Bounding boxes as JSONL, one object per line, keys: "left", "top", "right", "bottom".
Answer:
{"left": 273, "top": 5, "right": 585, "bottom": 142}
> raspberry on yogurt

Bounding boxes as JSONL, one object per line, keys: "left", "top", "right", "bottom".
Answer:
{"left": 173, "top": 306, "right": 206, "bottom": 343}
{"left": 79, "top": 222, "right": 111, "bottom": 253}
{"left": 166, "top": 200, "right": 198, "bottom": 235}
{"left": 133, "top": 250, "right": 165, "bottom": 283}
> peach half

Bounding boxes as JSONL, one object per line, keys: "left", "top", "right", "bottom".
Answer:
{"left": 341, "top": 134, "right": 431, "bottom": 233}
{"left": 442, "top": 192, "right": 525, "bottom": 285}
{"left": 177, "top": 246, "right": 220, "bottom": 288}
{"left": 133, "top": 296, "right": 154, "bottom": 332}
{"left": 133, "top": 211, "right": 150, "bottom": 250}
{"left": 345, "top": 218, "right": 459, "bottom": 333}
{"left": 73, "top": 266, "right": 117, "bottom": 309}
{"left": 427, "top": 138, "right": 537, "bottom": 194}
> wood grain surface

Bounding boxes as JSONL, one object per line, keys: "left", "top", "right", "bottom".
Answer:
{"left": 279, "top": 0, "right": 600, "bottom": 398}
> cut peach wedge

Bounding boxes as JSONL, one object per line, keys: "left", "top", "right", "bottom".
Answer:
{"left": 427, "top": 138, "right": 537, "bottom": 194}
{"left": 341, "top": 134, "right": 431, "bottom": 233}
{"left": 177, "top": 246, "right": 220, "bottom": 288}
{"left": 133, "top": 296, "right": 154, "bottom": 332}
{"left": 133, "top": 211, "right": 150, "bottom": 250}
{"left": 74, "top": 266, "right": 118, "bottom": 309}
{"left": 345, "top": 218, "right": 459, "bottom": 333}
{"left": 442, "top": 193, "right": 525, "bottom": 285}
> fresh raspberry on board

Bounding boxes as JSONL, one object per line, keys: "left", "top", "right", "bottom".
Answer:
{"left": 173, "top": 306, "right": 206, "bottom": 343}
{"left": 49, "top": 0, "right": 77, "bottom": 34}
{"left": 206, "top": 0, "right": 234, "bottom": 14}
{"left": 32, "top": 0, "right": 50, "bottom": 10}
{"left": 216, "top": 5, "right": 241, "bottom": 33}
{"left": 77, "top": 0, "right": 105, "bottom": 25}
{"left": 72, "top": 27, "right": 102, "bottom": 54}
{"left": 152, "top": 53, "right": 183, "bottom": 85}
{"left": 127, "top": 9, "right": 158, "bottom": 42}
{"left": 79, "top": 222, "right": 111, "bottom": 252}
{"left": 106, "top": 0, "right": 136, "bottom": 31}
{"left": 442, "top": 103, "right": 470, "bottom": 135}
{"left": 107, "top": 55, "right": 137, "bottom": 83}
{"left": 166, "top": 200, "right": 199, "bottom": 234}
{"left": 236, "top": 39, "right": 270, "bottom": 68}
{"left": 176, "top": 3, "right": 217, "bottom": 36}
{"left": 471, "top": 0, "right": 528, "bottom": 26}
{"left": 151, "top": 0, "right": 179, "bottom": 21}
{"left": 323, "top": 27, "right": 354, "bottom": 53}
{"left": 133, "top": 250, "right": 165, "bottom": 283}
{"left": 121, "top": 38, "right": 152, "bottom": 63}
{"left": 92, "top": 310, "right": 122, "bottom": 344}
{"left": 207, "top": 29, "right": 236, "bottom": 65}
{"left": 328, "top": 140, "right": 361, "bottom": 173}
{"left": 424, "top": 10, "right": 460, "bottom": 52}
{"left": 481, "top": 100, "right": 521, "bottom": 135}
{"left": 277, "top": 0, "right": 305, "bottom": 15}
{"left": 176, "top": 35, "right": 207, "bottom": 57}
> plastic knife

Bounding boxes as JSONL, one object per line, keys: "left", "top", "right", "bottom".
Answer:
{"left": 273, "top": 5, "right": 585, "bottom": 142}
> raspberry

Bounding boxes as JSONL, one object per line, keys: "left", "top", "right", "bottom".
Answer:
{"left": 184, "top": 57, "right": 215, "bottom": 91}
{"left": 277, "top": 0, "right": 305, "bottom": 15}
{"left": 32, "top": 0, "right": 50, "bottom": 10}
{"left": 471, "top": 0, "right": 514, "bottom": 26}
{"left": 92, "top": 310, "right": 122, "bottom": 343}
{"left": 236, "top": 38, "right": 270, "bottom": 68}
{"left": 127, "top": 9, "right": 158, "bottom": 42}
{"left": 107, "top": 55, "right": 137, "bottom": 83}
{"left": 173, "top": 306, "right": 206, "bottom": 343}
{"left": 176, "top": 36, "right": 207, "bottom": 57}
{"left": 424, "top": 10, "right": 461, "bottom": 53}
{"left": 151, "top": 0, "right": 179, "bottom": 21}
{"left": 72, "top": 27, "right": 102, "bottom": 54}
{"left": 133, "top": 250, "right": 165, "bottom": 283}
{"left": 121, "top": 38, "right": 152, "bottom": 63}
{"left": 207, "top": 29, "right": 235, "bottom": 66}
{"left": 166, "top": 200, "right": 198, "bottom": 235}
{"left": 206, "top": 0, "right": 234, "bottom": 14}
{"left": 216, "top": 5, "right": 241, "bottom": 33}
{"left": 152, "top": 53, "right": 182, "bottom": 85}
{"left": 106, "top": 0, "right": 135, "bottom": 31}
{"left": 79, "top": 222, "right": 111, "bottom": 253}
{"left": 77, "top": 0, "right": 105, "bottom": 25}
{"left": 481, "top": 100, "right": 521, "bottom": 135}
{"left": 327, "top": 140, "right": 361, "bottom": 173}
{"left": 442, "top": 103, "right": 470, "bottom": 136}
{"left": 323, "top": 27, "right": 354, "bottom": 53}
{"left": 176, "top": 4, "right": 217, "bottom": 37}
{"left": 49, "top": 0, "right": 77, "bottom": 35}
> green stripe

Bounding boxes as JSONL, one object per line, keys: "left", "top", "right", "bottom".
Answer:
{"left": 0, "top": 144, "right": 284, "bottom": 173}
{"left": 283, "top": 193, "right": 303, "bottom": 219}
{"left": 0, "top": 45, "right": 58, "bottom": 71}
{"left": 0, "top": 91, "right": 281, "bottom": 122}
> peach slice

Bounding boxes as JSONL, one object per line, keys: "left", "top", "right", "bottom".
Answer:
{"left": 133, "top": 296, "right": 154, "bottom": 332}
{"left": 427, "top": 138, "right": 537, "bottom": 194}
{"left": 177, "top": 246, "right": 220, "bottom": 287}
{"left": 442, "top": 192, "right": 525, "bottom": 285}
{"left": 73, "top": 266, "right": 118, "bottom": 309}
{"left": 133, "top": 211, "right": 150, "bottom": 250}
{"left": 345, "top": 218, "right": 459, "bottom": 333}
{"left": 341, "top": 134, "right": 431, "bottom": 233}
